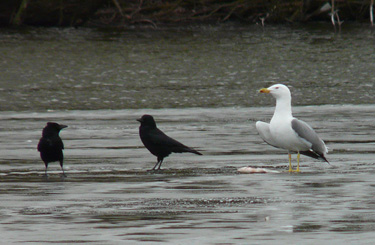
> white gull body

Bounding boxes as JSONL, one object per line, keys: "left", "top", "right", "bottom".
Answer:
{"left": 256, "top": 84, "right": 328, "bottom": 172}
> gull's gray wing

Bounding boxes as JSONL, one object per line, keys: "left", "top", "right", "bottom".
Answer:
{"left": 291, "top": 118, "right": 328, "bottom": 162}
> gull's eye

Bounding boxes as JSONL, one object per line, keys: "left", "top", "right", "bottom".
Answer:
{"left": 275, "top": 87, "right": 279, "bottom": 89}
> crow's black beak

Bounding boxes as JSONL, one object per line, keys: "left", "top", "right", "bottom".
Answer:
{"left": 60, "top": 125, "right": 68, "bottom": 129}
{"left": 136, "top": 118, "right": 142, "bottom": 123}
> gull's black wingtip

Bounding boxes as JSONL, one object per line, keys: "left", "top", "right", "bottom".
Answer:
{"left": 321, "top": 155, "right": 330, "bottom": 164}
{"left": 300, "top": 150, "right": 329, "bottom": 164}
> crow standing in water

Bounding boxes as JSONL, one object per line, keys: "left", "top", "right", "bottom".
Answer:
{"left": 137, "top": 115, "right": 202, "bottom": 170}
{"left": 37, "top": 122, "right": 68, "bottom": 177}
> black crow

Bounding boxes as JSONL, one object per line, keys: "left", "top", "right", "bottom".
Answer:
{"left": 37, "top": 122, "right": 68, "bottom": 176}
{"left": 137, "top": 115, "right": 202, "bottom": 170}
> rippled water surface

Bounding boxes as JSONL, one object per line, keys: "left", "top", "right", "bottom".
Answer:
{"left": 0, "top": 24, "right": 375, "bottom": 244}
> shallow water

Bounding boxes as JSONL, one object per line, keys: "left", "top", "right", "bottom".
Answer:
{"left": 1, "top": 24, "right": 375, "bottom": 111}
{"left": 1, "top": 106, "right": 375, "bottom": 244}
{"left": 0, "top": 24, "right": 375, "bottom": 244}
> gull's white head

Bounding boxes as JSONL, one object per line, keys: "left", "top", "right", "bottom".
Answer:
{"left": 259, "top": 84, "right": 291, "bottom": 100}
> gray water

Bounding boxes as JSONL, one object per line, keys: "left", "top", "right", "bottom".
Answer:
{"left": 0, "top": 23, "right": 375, "bottom": 244}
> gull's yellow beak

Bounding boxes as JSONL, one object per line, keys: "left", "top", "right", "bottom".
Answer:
{"left": 259, "top": 88, "right": 270, "bottom": 93}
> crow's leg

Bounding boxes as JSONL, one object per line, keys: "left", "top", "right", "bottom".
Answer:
{"left": 60, "top": 161, "right": 67, "bottom": 177}
{"left": 152, "top": 160, "right": 161, "bottom": 170}
{"left": 44, "top": 163, "right": 49, "bottom": 177}
{"left": 156, "top": 159, "right": 164, "bottom": 170}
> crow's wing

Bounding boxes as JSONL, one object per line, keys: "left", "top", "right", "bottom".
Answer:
{"left": 37, "top": 136, "right": 64, "bottom": 152}
{"left": 149, "top": 128, "right": 200, "bottom": 154}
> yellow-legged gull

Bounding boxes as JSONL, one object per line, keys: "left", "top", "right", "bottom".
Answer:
{"left": 256, "top": 84, "right": 329, "bottom": 172}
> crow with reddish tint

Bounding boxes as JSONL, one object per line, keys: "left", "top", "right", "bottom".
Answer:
{"left": 37, "top": 122, "right": 68, "bottom": 177}
{"left": 137, "top": 115, "right": 202, "bottom": 170}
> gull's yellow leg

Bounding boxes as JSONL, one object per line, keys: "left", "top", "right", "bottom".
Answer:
{"left": 296, "top": 152, "right": 301, "bottom": 172}
{"left": 288, "top": 153, "right": 293, "bottom": 172}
